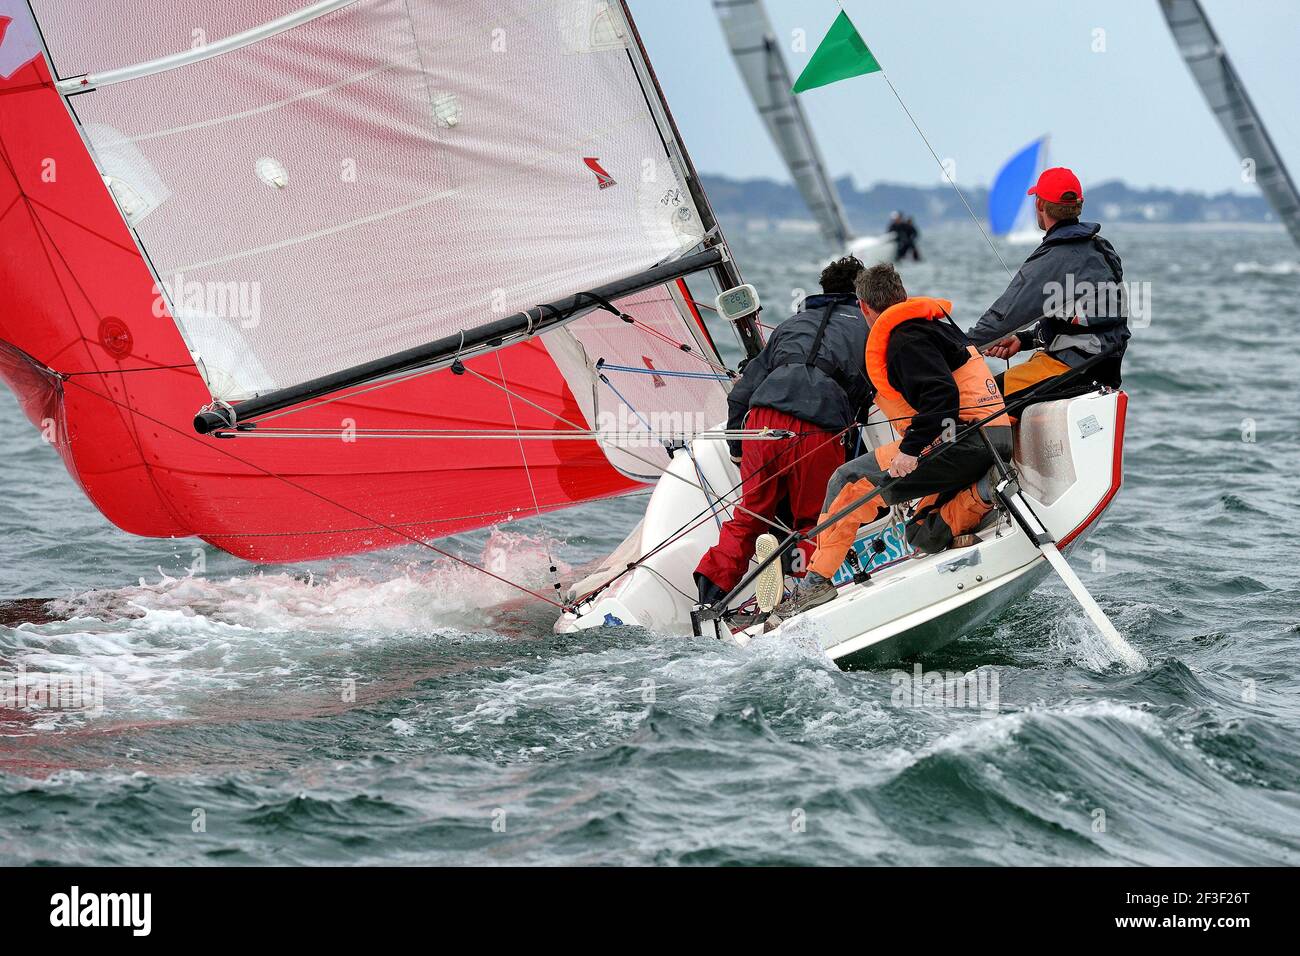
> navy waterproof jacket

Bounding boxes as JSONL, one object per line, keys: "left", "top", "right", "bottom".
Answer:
{"left": 725, "top": 293, "right": 872, "bottom": 457}
{"left": 969, "top": 220, "right": 1130, "bottom": 381}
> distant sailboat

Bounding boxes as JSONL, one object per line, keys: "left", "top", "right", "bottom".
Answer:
{"left": 989, "top": 135, "right": 1049, "bottom": 246}
{"left": 1158, "top": 0, "right": 1300, "bottom": 246}
{"left": 713, "top": 0, "right": 888, "bottom": 257}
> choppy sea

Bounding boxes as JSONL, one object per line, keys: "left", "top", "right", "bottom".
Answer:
{"left": 2, "top": 224, "right": 1298, "bottom": 865}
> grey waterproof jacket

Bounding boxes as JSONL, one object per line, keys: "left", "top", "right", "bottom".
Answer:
{"left": 969, "top": 220, "right": 1130, "bottom": 381}
{"left": 725, "top": 293, "right": 871, "bottom": 457}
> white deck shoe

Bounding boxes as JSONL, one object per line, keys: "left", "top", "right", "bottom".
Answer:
{"left": 753, "top": 533, "right": 784, "bottom": 613}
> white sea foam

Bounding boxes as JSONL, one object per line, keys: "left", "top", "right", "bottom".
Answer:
{"left": 0, "top": 531, "right": 567, "bottom": 727}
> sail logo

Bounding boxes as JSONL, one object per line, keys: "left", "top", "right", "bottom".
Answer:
{"left": 49, "top": 886, "right": 151, "bottom": 936}
{"left": 0, "top": 13, "right": 43, "bottom": 81}
{"left": 641, "top": 356, "right": 667, "bottom": 388}
{"left": 583, "top": 157, "right": 617, "bottom": 189}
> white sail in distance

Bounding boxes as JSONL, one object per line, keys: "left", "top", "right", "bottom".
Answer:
{"left": 1159, "top": 0, "right": 1300, "bottom": 246}
{"left": 713, "top": 0, "right": 854, "bottom": 248}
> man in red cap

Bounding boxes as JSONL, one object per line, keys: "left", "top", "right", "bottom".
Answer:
{"left": 970, "top": 167, "right": 1130, "bottom": 396}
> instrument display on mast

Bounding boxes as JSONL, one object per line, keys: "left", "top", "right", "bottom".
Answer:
{"left": 715, "top": 284, "right": 760, "bottom": 322}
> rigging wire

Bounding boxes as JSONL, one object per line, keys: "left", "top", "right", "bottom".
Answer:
{"left": 495, "top": 350, "right": 562, "bottom": 599}
{"left": 459, "top": 365, "right": 796, "bottom": 535}
{"left": 61, "top": 364, "right": 195, "bottom": 377}
{"left": 219, "top": 427, "right": 788, "bottom": 441}
{"left": 833, "top": 1, "right": 1013, "bottom": 279}
{"left": 56, "top": 374, "right": 568, "bottom": 609}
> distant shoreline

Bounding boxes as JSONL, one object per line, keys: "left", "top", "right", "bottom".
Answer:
{"left": 701, "top": 173, "right": 1282, "bottom": 229}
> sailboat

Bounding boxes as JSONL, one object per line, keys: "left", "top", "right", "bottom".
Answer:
{"left": 1158, "top": 0, "right": 1300, "bottom": 246}
{"left": 989, "top": 135, "right": 1049, "bottom": 246}
{"left": 1, "top": 0, "right": 1131, "bottom": 668}
{"left": 711, "top": 0, "right": 890, "bottom": 260}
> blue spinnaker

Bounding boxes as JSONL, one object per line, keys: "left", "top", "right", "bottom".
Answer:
{"left": 989, "top": 138, "right": 1045, "bottom": 236}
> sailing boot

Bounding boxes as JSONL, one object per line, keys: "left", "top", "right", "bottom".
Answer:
{"left": 774, "top": 571, "right": 837, "bottom": 617}
{"left": 694, "top": 572, "right": 728, "bottom": 607}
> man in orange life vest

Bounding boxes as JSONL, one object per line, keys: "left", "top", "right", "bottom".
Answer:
{"left": 778, "top": 263, "right": 1013, "bottom": 615}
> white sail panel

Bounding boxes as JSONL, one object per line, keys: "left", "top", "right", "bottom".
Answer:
{"left": 545, "top": 283, "right": 730, "bottom": 480}
{"left": 30, "top": 0, "right": 705, "bottom": 400}
{"left": 1159, "top": 0, "right": 1300, "bottom": 246}
{"left": 713, "top": 0, "right": 853, "bottom": 247}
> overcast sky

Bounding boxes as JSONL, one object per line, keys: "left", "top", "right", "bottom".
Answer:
{"left": 631, "top": 0, "right": 1299, "bottom": 195}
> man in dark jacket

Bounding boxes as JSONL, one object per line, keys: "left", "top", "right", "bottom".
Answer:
{"left": 778, "top": 264, "right": 1012, "bottom": 616}
{"left": 694, "top": 256, "right": 872, "bottom": 604}
{"left": 970, "top": 167, "right": 1129, "bottom": 394}
{"left": 887, "top": 212, "right": 922, "bottom": 262}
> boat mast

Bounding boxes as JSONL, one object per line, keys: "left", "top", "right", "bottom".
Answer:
{"left": 618, "top": 0, "right": 763, "bottom": 360}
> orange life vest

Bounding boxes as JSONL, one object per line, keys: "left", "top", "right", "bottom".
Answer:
{"left": 865, "top": 296, "right": 1011, "bottom": 438}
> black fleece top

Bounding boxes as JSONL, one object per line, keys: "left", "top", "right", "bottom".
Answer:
{"left": 884, "top": 319, "right": 973, "bottom": 456}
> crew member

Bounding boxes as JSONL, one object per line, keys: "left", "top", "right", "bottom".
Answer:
{"left": 972, "top": 167, "right": 1130, "bottom": 395}
{"left": 888, "top": 213, "right": 922, "bottom": 262}
{"left": 694, "top": 257, "right": 873, "bottom": 605}
{"left": 778, "top": 264, "right": 1011, "bottom": 615}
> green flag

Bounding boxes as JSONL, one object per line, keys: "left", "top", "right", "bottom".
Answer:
{"left": 791, "top": 10, "right": 881, "bottom": 93}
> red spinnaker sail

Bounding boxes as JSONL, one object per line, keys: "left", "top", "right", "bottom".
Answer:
{"left": 0, "top": 44, "right": 640, "bottom": 562}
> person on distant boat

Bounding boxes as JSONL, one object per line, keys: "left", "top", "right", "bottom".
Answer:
{"left": 971, "top": 167, "right": 1129, "bottom": 395}
{"left": 693, "top": 257, "right": 873, "bottom": 606}
{"left": 888, "top": 213, "right": 922, "bottom": 262}
{"left": 777, "top": 264, "right": 1011, "bottom": 616}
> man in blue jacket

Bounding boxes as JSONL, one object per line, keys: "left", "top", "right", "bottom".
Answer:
{"left": 971, "top": 167, "right": 1130, "bottom": 395}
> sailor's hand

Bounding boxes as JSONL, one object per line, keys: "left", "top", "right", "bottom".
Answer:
{"left": 888, "top": 452, "right": 919, "bottom": 477}
{"left": 984, "top": 335, "right": 1021, "bottom": 360}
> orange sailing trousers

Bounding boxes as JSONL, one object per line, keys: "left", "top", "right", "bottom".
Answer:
{"left": 808, "top": 431, "right": 1004, "bottom": 579}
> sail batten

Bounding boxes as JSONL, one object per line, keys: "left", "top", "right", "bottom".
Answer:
{"left": 53, "top": 0, "right": 363, "bottom": 93}
{"left": 713, "top": 0, "right": 853, "bottom": 247}
{"left": 1158, "top": 0, "right": 1300, "bottom": 246}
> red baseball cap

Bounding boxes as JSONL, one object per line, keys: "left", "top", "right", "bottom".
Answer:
{"left": 1027, "top": 167, "right": 1083, "bottom": 203}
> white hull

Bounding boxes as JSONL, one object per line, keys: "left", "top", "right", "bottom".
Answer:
{"left": 1005, "top": 227, "right": 1043, "bottom": 246}
{"left": 558, "top": 390, "right": 1127, "bottom": 668}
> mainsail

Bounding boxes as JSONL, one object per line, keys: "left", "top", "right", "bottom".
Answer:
{"left": 713, "top": 0, "right": 853, "bottom": 247}
{"left": 1158, "top": 0, "right": 1300, "bottom": 246}
{"left": 0, "top": 0, "right": 755, "bottom": 562}
{"left": 988, "top": 136, "right": 1048, "bottom": 238}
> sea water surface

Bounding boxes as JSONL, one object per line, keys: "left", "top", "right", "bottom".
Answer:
{"left": 2, "top": 225, "right": 1298, "bottom": 865}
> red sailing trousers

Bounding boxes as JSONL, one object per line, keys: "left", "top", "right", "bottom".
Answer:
{"left": 695, "top": 406, "right": 846, "bottom": 593}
